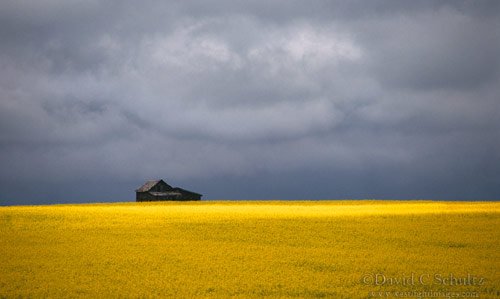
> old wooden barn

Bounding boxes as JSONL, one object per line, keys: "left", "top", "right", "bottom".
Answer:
{"left": 135, "top": 179, "right": 202, "bottom": 201}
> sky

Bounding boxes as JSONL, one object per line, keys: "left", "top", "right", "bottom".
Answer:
{"left": 1, "top": 0, "right": 499, "bottom": 205}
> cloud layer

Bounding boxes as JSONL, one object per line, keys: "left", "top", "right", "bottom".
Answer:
{"left": 1, "top": 1, "right": 499, "bottom": 204}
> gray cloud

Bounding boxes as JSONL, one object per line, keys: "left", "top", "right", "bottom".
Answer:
{"left": 1, "top": 1, "right": 499, "bottom": 204}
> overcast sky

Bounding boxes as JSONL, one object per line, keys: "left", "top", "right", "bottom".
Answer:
{"left": 1, "top": 0, "right": 499, "bottom": 205}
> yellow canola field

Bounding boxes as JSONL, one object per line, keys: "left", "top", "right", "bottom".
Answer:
{"left": 0, "top": 200, "right": 499, "bottom": 298}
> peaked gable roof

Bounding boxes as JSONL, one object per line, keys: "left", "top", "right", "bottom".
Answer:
{"left": 136, "top": 179, "right": 172, "bottom": 192}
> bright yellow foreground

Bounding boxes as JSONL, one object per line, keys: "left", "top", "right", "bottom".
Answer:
{"left": 0, "top": 201, "right": 499, "bottom": 298}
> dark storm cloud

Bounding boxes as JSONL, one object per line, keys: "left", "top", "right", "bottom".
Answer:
{"left": 361, "top": 9, "right": 500, "bottom": 90}
{"left": 1, "top": 0, "right": 499, "bottom": 204}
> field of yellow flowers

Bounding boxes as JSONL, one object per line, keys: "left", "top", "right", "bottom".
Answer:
{"left": 0, "top": 201, "right": 499, "bottom": 298}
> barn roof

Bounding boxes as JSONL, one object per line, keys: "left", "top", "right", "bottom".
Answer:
{"left": 136, "top": 179, "right": 201, "bottom": 196}
{"left": 149, "top": 192, "right": 182, "bottom": 196}
{"left": 172, "top": 187, "right": 202, "bottom": 196}
{"left": 136, "top": 180, "right": 163, "bottom": 192}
